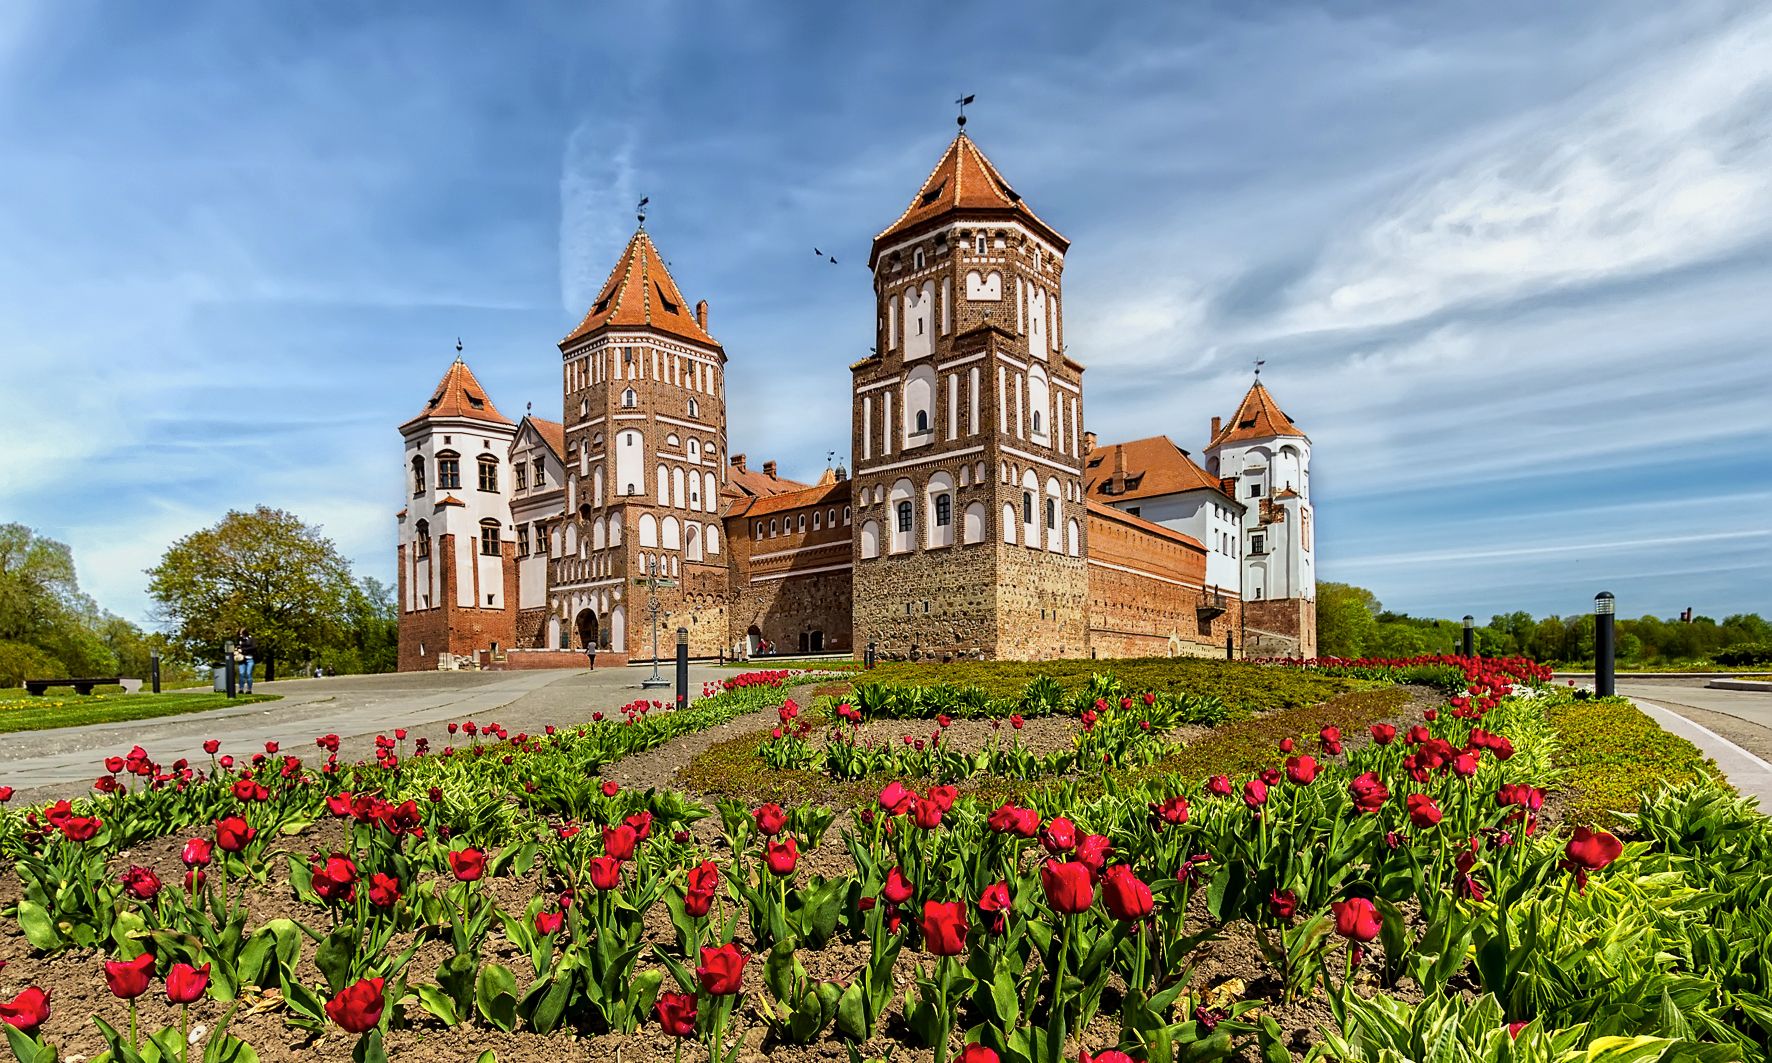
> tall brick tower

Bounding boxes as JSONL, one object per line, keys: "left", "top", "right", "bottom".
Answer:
{"left": 551, "top": 225, "right": 731, "bottom": 662}
{"left": 851, "top": 126, "right": 1089, "bottom": 661}
{"left": 396, "top": 355, "right": 519, "bottom": 670}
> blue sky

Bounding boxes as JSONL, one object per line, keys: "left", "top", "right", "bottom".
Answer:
{"left": 1, "top": 1, "right": 1768, "bottom": 627}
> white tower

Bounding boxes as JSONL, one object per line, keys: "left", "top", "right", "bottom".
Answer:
{"left": 1204, "top": 377, "right": 1316, "bottom": 656}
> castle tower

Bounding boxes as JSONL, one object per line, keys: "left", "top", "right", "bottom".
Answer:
{"left": 1204, "top": 377, "right": 1317, "bottom": 657}
{"left": 850, "top": 129, "right": 1089, "bottom": 661}
{"left": 396, "top": 355, "right": 519, "bottom": 670}
{"left": 551, "top": 227, "right": 731, "bottom": 661}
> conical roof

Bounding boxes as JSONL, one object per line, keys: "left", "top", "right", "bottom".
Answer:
{"left": 401, "top": 358, "right": 511, "bottom": 429}
{"left": 1207, "top": 381, "right": 1306, "bottom": 449}
{"left": 561, "top": 229, "right": 718, "bottom": 350}
{"left": 871, "top": 132, "right": 1066, "bottom": 265}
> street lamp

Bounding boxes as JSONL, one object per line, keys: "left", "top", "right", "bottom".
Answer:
{"left": 639, "top": 556, "right": 672, "bottom": 689}
{"left": 1594, "top": 591, "right": 1616, "bottom": 697}
{"left": 1461, "top": 615, "right": 1475, "bottom": 659}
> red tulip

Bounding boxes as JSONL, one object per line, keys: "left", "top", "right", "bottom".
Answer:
{"left": 1348, "top": 772, "right": 1390, "bottom": 814}
{"left": 684, "top": 887, "right": 715, "bottom": 917}
{"left": 1081, "top": 1051, "right": 1135, "bottom": 1063}
{"left": 753, "top": 803, "right": 788, "bottom": 837}
{"left": 764, "top": 838, "right": 799, "bottom": 876}
{"left": 686, "top": 859, "right": 720, "bottom": 894}
{"left": 1075, "top": 834, "right": 1112, "bottom": 876}
{"left": 987, "top": 803, "right": 1039, "bottom": 837}
{"left": 911, "top": 797, "right": 944, "bottom": 830}
{"left": 1564, "top": 826, "right": 1622, "bottom": 872}
{"left": 589, "top": 855, "right": 622, "bottom": 891}
{"left": 310, "top": 854, "right": 358, "bottom": 904}
{"left": 601, "top": 780, "right": 619, "bottom": 797}
{"left": 926, "top": 784, "right": 959, "bottom": 812}
{"left": 0, "top": 986, "right": 50, "bottom": 1036}
{"left": 181, "top": 837, "right": 213, "bottom": 868}
{"left": 1242, "top": 778, "right": 1268, "bottom": 809}
{"left": 696, "top": 943, "right": 746, "bottom": 995}
{"left": 119, "top": 866, "right": 162, "bottom": 901}
{"left": 1041, "top": 816, "right": 1077, "bottom": 854}
{"left": 368, "top": 872, "right": 401, "bottom": 909}
{"left": 165, "top": 962, "right": 210, "bottom": 1004}
{"left": 958, "top": 1044, "right": 1000, "bottom": 1063}
{"left": 214, "top": 815, "right": 255, "bottom": 853}
{"left": 1041, "top": 859, "right": 1094, "bottom": 915}
{"left": 1406, "top": 793, "right": 1442, "bottom": 828}
{"left": 878, "top": 781, "right": 914, "bottom": 816}
{"left": 655, "top": 990, "right": 697, "bottom": 1037}
{"left": 62, "top": 815, "right": 102, "bottom": 841}
{"left": 1331, "top": 897, "right": 1382, "bottom": 943}
{"left": 104, "top": 952, "right": 155, "bottom": 1000}
{"left": 883, "top": 866, "right": 915, "bottom": 905}
{"left": 1101, "top": 865, "right": 1153, "bottom": 921}
{"left": 1370, "top": 723, "right": 1396, "bottom": 745}
{"left": 1268, "top": 888, "right": 1298, "bottom": 920}
{"left": 1154, "top": 796, "right": 1189, "bottom": 825}
{"left": 324, "top": 977, "right": 385, "bottom": 1033}
{"left": 977, "top": 880, "right": 1011, "bottom": 933}
{"left": 447, "top": 847, "right": 487, "bottom": 881}
{"left": 535, "top": 910, "right": 564, "bottom": 936}
{"left": 1284, "top": 755, "right": 1318, "bottom": 785}
{"left": 920, "top": 900, "right": 969, "bottom": 955}
{"left": 202, "top": 740, "right": 221, "bottom": 755}
{"left": 603, "top": 824, "right": 638, "bottom": 860}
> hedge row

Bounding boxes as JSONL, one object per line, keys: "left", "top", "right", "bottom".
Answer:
{"left": 855, "top": 657, "right": 1367, "bottom": 718}
{"left": 1542, "top": 692, "right": 1726, "bottom": 831}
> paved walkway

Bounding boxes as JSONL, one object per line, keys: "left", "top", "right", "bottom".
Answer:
{"left": 0, "top": 664, "right": 730, "bottom": 803}
{"left": 1612, "top": 679, "right": 1772, "bottom": 807}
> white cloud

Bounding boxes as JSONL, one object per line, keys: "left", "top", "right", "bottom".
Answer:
{"left": 559, "top": 122, "right": 638, "bottom": 317}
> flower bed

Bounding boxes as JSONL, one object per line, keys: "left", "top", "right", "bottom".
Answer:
{"left": 0, "top": 662, "right": 1762, "bottom": 1063}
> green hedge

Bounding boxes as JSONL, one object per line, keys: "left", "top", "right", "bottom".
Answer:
{"left": 1713, "top": 642, "right": 1772, "bottom": 666}
{"left": 1542, "top": 692, "right": 1726, "bottom": 831}
{"left": 855, "top": 657, "right": 1367, "bottom": 718}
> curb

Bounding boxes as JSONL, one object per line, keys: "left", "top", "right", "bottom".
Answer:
{"left": 1627, "top": 696, "right": 1772, "bottom": 807}
{"left": 1708, "top": 679, "right": 1772, "bottom": 692}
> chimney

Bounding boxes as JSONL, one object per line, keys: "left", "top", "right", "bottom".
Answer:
{"left": 1083, "top": 430, "right": 1098, "bottom": 451}
{"left": 730, "top": 453, "right": 746, "bottom": 472}
{"left": 1108, "top": 445, "right": 1128, "bottom": 495}
{"left": 1211, "top": 416, "right": 1222, "bottom": 438}
{"left": 763, "top": 460, "right": 777, "bottom": 478}
{"left": 695, "top": 299, "right": 709, "bottom": 331}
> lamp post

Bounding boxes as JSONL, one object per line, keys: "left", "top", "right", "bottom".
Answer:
{"left": 1594, "top": 591, "right": 1616, "bottom": 697}
{"left": 150, "top": 649, "right": 161, "bottom": 694}
{"left": 1461, "top": 615, "right": 1475, "bottom": 659}
{"left": 675, "top": 627, "right": 689, "bottom": 709}
{"left": 638, "top": 557, "right": 672, "bottom": 689}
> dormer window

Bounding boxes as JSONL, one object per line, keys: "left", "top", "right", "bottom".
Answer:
{"left": 466, "top": 393, "right": 485, "bottom": 409}
{"left": 655, "top": 282, "right": 679, "bottom": 314}
{"left": 918, "top": 180, "right": 945, "bottom": 207}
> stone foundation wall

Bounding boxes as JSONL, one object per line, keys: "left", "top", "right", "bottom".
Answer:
{"left": 1243, "top": 597, "right": 1317, "bottom": 659}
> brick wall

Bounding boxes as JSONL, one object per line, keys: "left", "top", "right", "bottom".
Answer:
{"left": 1084, "top": 504, "right": 1242, "bottom": 659}
{"left": 1244, "top": 597, "right": 1317, "bottom": 659}
{"left": 397, "top": 535, "right": 519, "bottom": 670}
{"left": 727, "top": 480, "right": 854, "bottom": 655}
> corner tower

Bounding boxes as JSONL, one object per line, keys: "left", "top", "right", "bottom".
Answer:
{"left": 1204, "top": 377, "right": 1316, "bottom": 657}
{"left": 550, "top": 227, "right": 731, "bottom": 662}
{"left": 396, "top": 355, "right": 519, "bottom": 670}
{"left": 850, "top": 129, "right": 1089, "bottom": 661}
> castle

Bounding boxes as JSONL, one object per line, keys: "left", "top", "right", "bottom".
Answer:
{"left": 395, "top": 128, "right": 1316, "bottom": 670}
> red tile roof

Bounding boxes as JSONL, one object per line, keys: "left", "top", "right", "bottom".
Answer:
{"left": 725, "top": 460, "right": 810, "bottom": 500}
{"left": 871, "top": 133, "right": 1067, "bottom": 265}
{"left": 402, "top": 359, "right": 511, "bottom": 429}
{"left": 522, "top": 417, "right": 566, "bottom": 461}
{"left": 1083, "top": 436, "right": 1236, "bottom": 504}
{"left": 1084, "top": 499, "right": 1205, "bottom": 552}
{"left": 1207, "top": 381, "right": 1306, "bottom": 449}
{"left": 561, "top": 229, "right": 718, "bottom": 350}
{"left": 732, "top": 477, "right": 850, "bottom": 519}
{"left": 434, "top": 495, "right": 465, "bottom": 508}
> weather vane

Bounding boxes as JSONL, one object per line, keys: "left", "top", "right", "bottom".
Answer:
{"left": 1253, "top": 358, "right": 1265, "bottom": 378}
{"left": 956, "top": 94, "right": 975, "bottom": 130}
{"left": 455, "top": 337, "right": 464, "bottom": 360}
{"left": 636, "top": 196, "right": 650, "bottom": 229}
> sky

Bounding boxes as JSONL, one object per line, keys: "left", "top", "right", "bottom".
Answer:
{"left": 1, "top": 1, "right": 1768, "bottom": 628}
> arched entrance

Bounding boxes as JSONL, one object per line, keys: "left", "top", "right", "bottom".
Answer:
{"left": 575, "top": 610, "right": 599, "bottom": 650}
{"left": 747, "top": 625, "right": 763, "bottom": 657}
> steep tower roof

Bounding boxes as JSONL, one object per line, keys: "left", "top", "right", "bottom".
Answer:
{"left": 401, "top": 358, "right": 511, "bottom": 430}
{"left": 870, "top": 132, "right": 1067, "bottom": 265}
{"left": 1207, "top": 380, "right": 1307, "bottom": 449}
{"left": 561, "top": 228, "right": 718, "bottom": 350}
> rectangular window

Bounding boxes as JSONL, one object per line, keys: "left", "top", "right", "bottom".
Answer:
{"left": 517, "top": 526, "right": 530, "bottom": 557}
{"left": 478, "top": 459, "right": 498, "bottom": 492}
{"left": 437, "top": 457, "right": 460, "bottom": 490}
{"left": 533, "top": 460, "right": 546, "bottom": 487}
{"left": 480, "top": 525, "right": 501, "bottom": 556}
{"left": 1248, "top": 481, "right": 1263, "bottom": 498}
{"left": 897, "top": 501, "right": 913, "bottom": 532}
{"left": 1250, "top": 534, "right": 1266, "bottom": 555}
{"left": 516, "top": 464, "right": 528, "bottom": 491}
{"left": 935, "top": 494, "right": 951, "bottom": 526}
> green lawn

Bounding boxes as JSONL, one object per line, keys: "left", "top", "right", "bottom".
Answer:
{"left": 0, "top": 687, "right": 279, "bottom": 733}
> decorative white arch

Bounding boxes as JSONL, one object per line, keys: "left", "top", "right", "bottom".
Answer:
{"left": 904, "top": 364, "right": 936, "bottom": 441}
{"left": 638, "top": 513, "right": 658, "bottom": 548}
{"left": 963, "top": 501, "right": 986, "bottom": 544}
{"left": 662, "top": 516, "right": 681, "bottom": 550}
{"left": 705, "top": 523, "right": 720, "bottom": 556}
{"left": 926, "top": 471, "right": 954, "bottom": 548}
{"left": 860, "top": 519, "right": 882, "bottom": 560}
{"left": 685, "top": 523, "right": 703, "bottom": 562}
{"left": 888, "top": 478, "right": 916, "bottom": 554}
{"left": 1001, "top": 502, "right": 1018, "bottom": 545}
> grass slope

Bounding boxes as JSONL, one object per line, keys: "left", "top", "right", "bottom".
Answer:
{"left": 0, "top": 687, "right": 279, "bottom": 733}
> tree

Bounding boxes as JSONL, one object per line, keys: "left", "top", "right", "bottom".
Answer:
{"left": 317, "top": 577, "right": 399, "bottom": 676}
{"left": 1316, "top": 582, "right": 1381, "bottom": 658}
{"left": 0, "top": 523, "right": 127, "bottom": 683}
{"left": 146, "top": 506, "right": 358, "bottom": 675}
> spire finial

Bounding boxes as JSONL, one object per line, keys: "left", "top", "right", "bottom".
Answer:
{"left": 1253, "top": 358, "right": 1265, "bottom": 379}
{"left": 955, "top": 94, "right": 975, "bottom": 131}
{"left": 455, "top": 337, "right": 464, "bottom": 361}
{"left": 636, "top": 195, "right": 650, "bottom": 229}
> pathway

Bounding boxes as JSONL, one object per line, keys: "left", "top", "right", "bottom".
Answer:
{"left": 1612, "top": 678, "right": 1772, "bottom": 807}
{"left": 0, "top": 664, "right": 729, "bottom": 803}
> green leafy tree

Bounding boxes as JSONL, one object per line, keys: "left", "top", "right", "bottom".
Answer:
{"left": 0, "top": 523, "right": 126, "bottom": 683}
{"left": 146, "top": 506, "right": 357, "bottom": 676}
{"left": 317, "top": 577, "right": 399, "bottom": 675}
{"left": 1316, "top": 581, "right": 1380, "bottom": 658}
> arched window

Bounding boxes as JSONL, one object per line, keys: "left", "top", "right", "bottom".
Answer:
{"left": 638, "top": 514, "right": 658, "bottom": 548}
{"left": 616, "top": 430, "right": 643, "bottom": 497}
{"left": 843, "top": 506, "right": 851, "bottom": 525}
{"left": 1022, "top": 491, "right": 1034, "bottom": 525}
{"left": 685, "top": 524, "right": 703, "bottom": 562}
{"left": 813, "top": 511, "right": 822, "bottom": 530}
{"left": 662, "top": 516, "right": 681, "bottom": 550}
{"left": 963, "top": 502, "right": 986, "bottom": 544}
{"left": 770, "top": 518, "right": 779, "bottom": 536}
{"left": 414, "top": 519, "right": 431, "bottom": 558}
{"left": 915, "top": 409, "right": 929, "bottom": 434}
{"left": 896, "top": 502, "right": 913, "bottom": 532}
{"left": 1045, "top": 497, "right": 1057, "bottom": 529}
{"left": 828, "top": 508, "right": 837, "bottom": 527}
{"left": 860, "top": 520, "right": 881, "bottom": 560}
{"left": 1031, "top": 410, "right": 1042, "bottom": 434}
{"left": 688, "top": 397, "right": 700, "bottom": 419}
{"left": 797, "top": 514, "right": 806, "bottom": 533}
{"left": 477, "top": 455, "right": 499, "bottom": 492}
{"left": 975, "top": 233, "right": 987, "bottom": 254}
{"left": 936, "top": 494, "right": 951, "bottom": 526}
{"left": 889, "top": 478, "right": 915, "bottom": 554}
{"left": 904, "top": 364, "right": 936, "bottom": 439}
{"left": 687, "top": 439, "right": 700, "bottom": 462}
{"left": 411, "top": 456, "right": 426, "bottom": 495}
{"left": 622, "top": 388, "right": 637, "bottom": 408}
{"left": 436, "top": 452, "right": 460, "bottom": 490}
{"left": 926, "top": 471, "right": 955, "bottom": 549}
{"left": 913, "top": 248, "right": 925, "bottom": 270}
{"left": 754, "top": 521, "right": 763, "bottom": 540}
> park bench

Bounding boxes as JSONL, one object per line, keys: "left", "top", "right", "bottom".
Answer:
{"left": 25, "top": 677, "right": 122, "bottom": 696}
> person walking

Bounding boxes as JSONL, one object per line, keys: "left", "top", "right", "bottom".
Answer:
{"left": 237, "top": 629, "right": 257, "bottom": 693}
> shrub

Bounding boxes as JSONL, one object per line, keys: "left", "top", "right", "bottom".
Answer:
{"left": 1713, "top": 642, "right": 1772, "bottom": 667}
{"left": 1542, "top": 691, "right": 1725, "bottom": 831}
